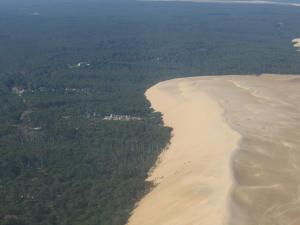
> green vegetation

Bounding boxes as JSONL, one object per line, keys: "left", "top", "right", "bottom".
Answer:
{"left": 1, "top": 1, "right": 300, "bottom": 225}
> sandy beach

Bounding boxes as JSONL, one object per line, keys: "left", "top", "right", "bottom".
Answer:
{"left": 127, "top": 74, "right": 300, "bottom": 225}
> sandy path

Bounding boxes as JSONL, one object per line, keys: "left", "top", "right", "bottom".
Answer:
{"left": 127, "top": 74, "right": 300, "bottom": 225}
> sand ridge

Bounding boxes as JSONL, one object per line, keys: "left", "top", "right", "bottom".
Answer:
{"left": 127, "top": 74, "right": 300, "bottom": 225}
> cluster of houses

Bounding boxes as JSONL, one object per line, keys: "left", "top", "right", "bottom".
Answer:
{"left": 69, "top": 61, "right": 91, "bottom": 69}
{"left": 12, "top": 87, "right": 25, "bottom": 97}
{"left": 103, "top": 114, "right": 142, "bottom": 121}
{"left": 64, "top": 87, "right": 88, "bottom": 93}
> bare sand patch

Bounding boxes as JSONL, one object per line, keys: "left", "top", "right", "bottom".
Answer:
{"left": 127, "top": 74, "right": 300, "bottom": 225}
{"left": 292, "top": 38, "right": 300, "bottom": 51}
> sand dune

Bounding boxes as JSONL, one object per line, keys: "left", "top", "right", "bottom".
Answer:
{"left": 127, "top": 74, "right": 300, "bottom": 225}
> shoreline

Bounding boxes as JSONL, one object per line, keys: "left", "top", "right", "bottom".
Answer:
{"left": 143, "top": 0, "right": 300, "bottom": 7}
{"left": 127, "top": 74, "right": 300, "bottom": 225}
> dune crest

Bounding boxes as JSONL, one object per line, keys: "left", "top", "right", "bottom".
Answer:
{"left": 127, "top": 74, "right": 300, "bottom": 225}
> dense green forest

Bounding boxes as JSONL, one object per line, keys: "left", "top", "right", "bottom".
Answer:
{"left": 1, "top": 1, "right": 300, "bottom": 225}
